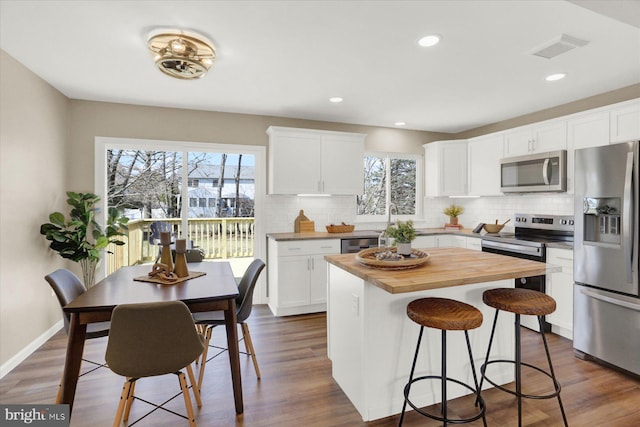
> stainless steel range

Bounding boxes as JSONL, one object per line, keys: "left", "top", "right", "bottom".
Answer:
{"left": 481, "top": 213, "right": 574, "bottom": 331}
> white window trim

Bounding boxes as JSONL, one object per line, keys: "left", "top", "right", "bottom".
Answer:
{"left": 356, "top": 151, "right": 423, "bottom": 223}
{"left": 94, "top": 136, "right": 266, "bottom": 285}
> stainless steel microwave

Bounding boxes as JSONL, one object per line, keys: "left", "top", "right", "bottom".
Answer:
{"left": 500, "top": 150, "right": 567, "bottom": 193}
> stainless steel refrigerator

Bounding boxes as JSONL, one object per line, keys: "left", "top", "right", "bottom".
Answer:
{"left": 573, "top": 141, "right": 639, "bottom": 376}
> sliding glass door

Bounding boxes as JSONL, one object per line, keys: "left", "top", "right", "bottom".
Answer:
{"left": 95, "top": 137, "right": 264, "bottom": 280}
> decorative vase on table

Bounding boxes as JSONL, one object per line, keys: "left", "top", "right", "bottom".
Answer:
{"left": 449, "top": 216, "right": 459, "bottom": 226}
{"left": 173, "top": 239, "right": 189, "bottom": 278}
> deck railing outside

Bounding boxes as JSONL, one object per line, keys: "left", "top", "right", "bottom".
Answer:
{"left": 107, "top": 218, "right": 255, "bottom": 275}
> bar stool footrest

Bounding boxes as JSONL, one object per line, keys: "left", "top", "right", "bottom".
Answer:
{"left": 481, "top": 359, "right": 562, "bottom": 400}
{"left": 403, "top": 375, "right": 486, "bottom": 424}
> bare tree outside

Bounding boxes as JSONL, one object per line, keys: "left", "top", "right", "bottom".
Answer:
{"left": 357, "top": 156, "right": 386, "bottom": 215}
{"left": 390, "top": 158, "right": 416, "bottom": 215}
{"left": 357, "top": 155, "right": 417, "bottom": 216}
{"left": 107, "top": 149, "right": 254, "bottom": 219}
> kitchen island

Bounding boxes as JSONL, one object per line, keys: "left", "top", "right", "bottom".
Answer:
{"left": 325, "top": 247, "right": 558, "bottom": 421}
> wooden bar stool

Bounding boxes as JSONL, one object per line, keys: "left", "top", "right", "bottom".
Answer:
{"left": 479, "top": 288, "right": 568, "bottom": 427}
{"left": 399, "top": 297, "right": 487, "bottom": 427}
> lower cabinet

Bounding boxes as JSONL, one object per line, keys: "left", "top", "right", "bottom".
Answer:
{"left": 268, "top": 238, "right": 340, "bottom": 316}
{"left": 466, "top": 236, "right": 482, "bottom": 251}
{"left": 546, "top": 248, "right": 574, "bottom": 339}
{"left": 413, "top": 234, "right": 476, "bottom": 249}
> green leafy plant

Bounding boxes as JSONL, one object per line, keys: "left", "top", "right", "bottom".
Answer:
{"left": 443, "top": 204, "right": 464, "bottom": 218}
{"left": 40, "top": 192, "right": 129, "bottom": 262}
{"left": 385, "top": 220, "right": 416, "bottom": 244}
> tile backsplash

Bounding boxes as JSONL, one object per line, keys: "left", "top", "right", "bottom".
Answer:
{"left": 264, "top": 193, "right": 574, "bottom": 233}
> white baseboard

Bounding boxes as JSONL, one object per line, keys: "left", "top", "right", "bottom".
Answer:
{"left": 0, "top": 320, "right": 63, "bottom": 379}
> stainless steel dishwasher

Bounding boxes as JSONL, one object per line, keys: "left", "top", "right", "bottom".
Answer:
{"left": 340, "top": 237, "right": 379, "bottom": 253}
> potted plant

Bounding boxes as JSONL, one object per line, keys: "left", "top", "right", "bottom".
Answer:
{"left": 386, "top": 220, "right": 416, "bottom": 256}
{"left": 40, "top": 192, "right": 129, "bottom": 288}
{"left": 443, "top": 204, "right": 464, "bottom": 225}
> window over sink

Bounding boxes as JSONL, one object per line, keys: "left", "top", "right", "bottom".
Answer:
{"left": 357, "top": 153, "right": 422, "bottom": 220}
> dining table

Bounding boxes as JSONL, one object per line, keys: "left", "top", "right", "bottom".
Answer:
{"left": 60, "top": 261, "right": 243, "bottom": 415}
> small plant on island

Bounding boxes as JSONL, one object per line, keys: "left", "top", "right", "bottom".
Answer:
{"left": 385, "top": 220, "right": 416, "bottom": 244}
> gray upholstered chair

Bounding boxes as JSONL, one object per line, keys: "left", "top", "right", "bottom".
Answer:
{"left": 45, "top": 268, "right": 110, "bottom": 402}
{"left": 105, "top": 301, "right": 205, "bottom": 427}
{"left": 193, "top": 259, "right": 265, "bottom": 391}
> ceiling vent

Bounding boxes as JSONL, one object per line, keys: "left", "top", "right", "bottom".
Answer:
{"left": 529, "top": 34, "right": 589, "bottom": 59}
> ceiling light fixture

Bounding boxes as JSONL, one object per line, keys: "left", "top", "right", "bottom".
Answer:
{"left": 148, "top": 31, "right": 216, "bottom": 80}
{"left": 329, "top": 97, "right": 344, "bottom": 103}
{"left": 395, "top": 122, "right": 406, "bottom": 126}
{"left": 546, "top": 73, "right": 567, "bottom": 82}
{"left": 418, "top": 34, "right": 442, "bottom": 47}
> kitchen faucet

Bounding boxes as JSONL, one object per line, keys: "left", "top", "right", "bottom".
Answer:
{"left": 387, "top": 203, "right": 397, "bottom": 227}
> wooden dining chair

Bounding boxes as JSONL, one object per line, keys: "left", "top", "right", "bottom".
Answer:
{"left": 45, "top": 268, "right": 110, "bottom": 403}
{"left": 193, "top": 259, "right": 265, "bottom": 391}
{"left": 105, "top": 301, "right": 205, "bottom": 427}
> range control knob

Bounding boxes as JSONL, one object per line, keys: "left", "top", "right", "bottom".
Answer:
{"left": 569, "top": 220, "right": 574, "bottom": 225}
{"left": 561, "top": 219, "right": 567, "bottom": 225}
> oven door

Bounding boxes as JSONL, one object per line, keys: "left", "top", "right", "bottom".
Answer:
{"left": 481, "top": 239, "right": 551, "bottom": 332}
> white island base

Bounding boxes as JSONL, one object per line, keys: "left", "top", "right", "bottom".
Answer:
{"left": 327, "top": 265, "right": 516, "bottom": 422}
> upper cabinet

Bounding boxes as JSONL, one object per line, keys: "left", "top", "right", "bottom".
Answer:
{"left": 610, "top": 101, "right": 640, "bottom": 143}
{"left": 567, "top": 110, "right": 610, "bottom": 151}
{"left": 424, "top": 140, "right": 468, "bottom": 197}
{"left": 503, "top": 119, "right": 567, "bottom": 157}
{"left": 267, "top": 126, "right": 366, "bottom": 195}
{"left": 467, "top": 134, "right": 504, "bottom": 196}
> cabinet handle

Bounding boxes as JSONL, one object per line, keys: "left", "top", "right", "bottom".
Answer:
{"left": 307, "top": 258, "right": 311, "bottom": 270}
{"left": 288, "top": 247, "right": 302, "bottom": 251}
{"left": 311, "top": 258, "right": 315, "bottom": 269}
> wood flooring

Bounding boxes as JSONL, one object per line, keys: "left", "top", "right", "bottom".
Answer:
{"left": 1, "top": 305, "right": 639, "bottom": 426}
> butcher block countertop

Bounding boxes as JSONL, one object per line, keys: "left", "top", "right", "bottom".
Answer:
{"left": 325, "top": 247, "right": 559, "bottom": 294}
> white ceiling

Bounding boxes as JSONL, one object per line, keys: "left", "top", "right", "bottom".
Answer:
{"left": 1, "top": 0, "right": 639, "bottom": 133}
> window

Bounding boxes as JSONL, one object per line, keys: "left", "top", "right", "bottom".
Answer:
{"left": 357, "top": 153, "right": 421, "bottom": 219}
{"left": 188, "top": 178, "right": 199, "bottom": 187}
{"left": 199, "top": 198, "right": 206, "bottom": 208}
{"left": 189, "top": 198, "right": 197, "bottom": 207}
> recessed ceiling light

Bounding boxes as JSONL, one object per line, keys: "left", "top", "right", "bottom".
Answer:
{"left": 418, "top": 34, "right": 441, "bottom": 47}
{"left": 545, "top": 73, "right": 567, "bottom": 82}
{"left": 395, "top": 122, "right": 406, "bottom": 126}
{"left": 329, "top": 97, "right": 343, "bottom": 103}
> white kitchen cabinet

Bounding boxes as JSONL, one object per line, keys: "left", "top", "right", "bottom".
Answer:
{"left": 546, "top": 248, "right": 574, "bottom": 340}
{"left": 268, "top": 238, "right": 340, "bottom": 316}
{"left": 503, "top": 120, "right": 567, "bottom": 157}
{"left": 413, "top": 234, "right": 466, "bottom": 249}
{"left": 566, "top": 111, "right": 610, "bottom": 194}
{"left": 567, "top": 111, "right": 610, "bottom": 151}
{"left": 467, "top": 134, "right": 504, "bottom": 196}
{"left": 465, "top": 236, "right": 482, "bottom": 251}
{"left": 413, "top": 235, "right": 436, "bottom": 249}
{"left": 424, "top": 140, "right": 468, "bottom": 197}
{"left": 609, "top": 101, "right": 640, "bottom": 143}
{"left": 267, "top": 126, "right": 365, "bottom": 195}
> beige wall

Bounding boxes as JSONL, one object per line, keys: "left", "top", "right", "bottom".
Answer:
{"left": 68, "top": 101, "right": 449, "bottom": 191}
{"left": 0, "top": 50, "right": 70, "bottom": 367}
